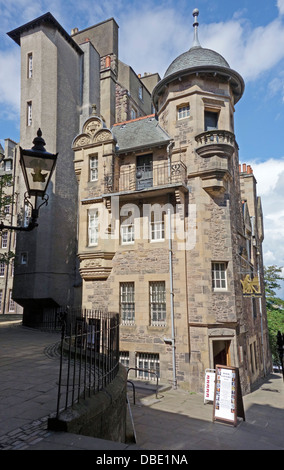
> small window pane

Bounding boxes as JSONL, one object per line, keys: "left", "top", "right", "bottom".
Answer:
{"left": 212, "top": 262, "right": 227, "bottom": 290}
{"left": 150, "top": 281, "right": 166, "bottom": 325}
{"left": 88, "top": 210, "right": 98, "bottom": 245}
{"left": 90, "top": 156, "right": 98, "bottom": 182}
{"left": 120, "top": 282, "right": 135, "bottom": 325}
{"left": 178, "top": 105, "right": 190, "bottom": 120}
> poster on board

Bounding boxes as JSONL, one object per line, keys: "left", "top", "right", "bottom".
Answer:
{"left": 213, "top": 365, "right": 245, "bottom": 426}
{"left": 204, "top": 369, "right": 215, "bottom": 403}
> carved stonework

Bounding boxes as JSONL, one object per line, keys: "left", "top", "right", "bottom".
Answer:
{"left": 72, "top": 116, "right": 114, "bottom": 149}
{"left": 78, "top": 251, "right": 115, "bottom": 280}
{"left": 73, "top": 134, "right": 91, "bottom": 148}
{"left": 94, "top": 130, "right": 112, "bottom": 142}
{"left": 85, "top": 120, "right": 102, "bottom": 136}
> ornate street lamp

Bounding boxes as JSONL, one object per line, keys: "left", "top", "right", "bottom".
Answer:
{"left": 0, "top": 129, "right": 57, "bottom": 231}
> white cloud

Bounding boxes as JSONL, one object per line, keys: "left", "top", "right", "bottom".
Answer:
{"left": 0, "top": 48, "right": 20, "bottom": 112}
{"left": 201, "top": 17, "right": 284, "bottom": 82}
{"left": 250, "top": 159, "right": 284, "bottom": 272}
{"left": 117, "top": 5, "right": 284, "bottom": 85}
{"left": 119, "top": 6, "right": 187, "bottom": 77}
{"left": 277, "top": 0, "right": 284, "bottom": 16}
{"left": 249, "top": 158, "right": 284, "bottom": 195}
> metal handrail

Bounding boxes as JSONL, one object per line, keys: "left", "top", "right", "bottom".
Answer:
{"left": 126, "top": 367, "right": 159, "bottom": 400}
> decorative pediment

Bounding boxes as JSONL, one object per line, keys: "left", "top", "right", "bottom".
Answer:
{"left": 72, "top": 115, "right": 115, "bottom": 149}
{"left": 83, "top": 117, "right": 103, "bottom": 136}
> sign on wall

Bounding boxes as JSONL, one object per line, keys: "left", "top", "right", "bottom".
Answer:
{"left": 204, "top": 369, "right": 215, "bottom": 403}
{"left": 240, "top": 274, "right": 261, "bottom": 297}
{"left": 213, "top": 365, "right": 245, "bottom": 426}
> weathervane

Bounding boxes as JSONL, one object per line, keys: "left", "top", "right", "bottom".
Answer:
{"left": 192, "top": 8, "right": 201, "bottom": 48}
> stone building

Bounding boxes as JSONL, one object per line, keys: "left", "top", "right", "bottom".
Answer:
{"left": 0, "top": 139, "right": 23, "bottom": 315}
{"left": 8, "top": 9, "right": 271, "bottom": 393}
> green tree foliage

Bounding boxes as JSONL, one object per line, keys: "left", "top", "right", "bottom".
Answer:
{"left": 264, "top": 265, "right": 284, "bottom": 364}
{"left": 264, "top": 265, "right": 284, "bottom": 300}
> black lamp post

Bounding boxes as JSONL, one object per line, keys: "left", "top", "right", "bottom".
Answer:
{"left": 276, "top": 331, "right": 284, "bottom": 381}
{"left": 0, "top": 129, "right": 57, "bottom": 232}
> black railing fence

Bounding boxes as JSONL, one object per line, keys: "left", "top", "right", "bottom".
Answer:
{"left": 104, "top": 160, "right": 187, "bottom": 193}
{"left": 55, "top": 307, "right": 120, "bottom": 418}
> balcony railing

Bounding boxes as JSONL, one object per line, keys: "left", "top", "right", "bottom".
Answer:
{"left": 195, "top": 130, "right": 235, "bottom": 147}
{"left": 195, "top": 130, "right": 236, "bottom": 160}
{"left": 104, "top": 160, "right": 187, "bottom": 194}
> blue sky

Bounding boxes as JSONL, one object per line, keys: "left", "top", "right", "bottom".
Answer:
{"left": 0, "top": 0, "right": 284, "bottom": 295}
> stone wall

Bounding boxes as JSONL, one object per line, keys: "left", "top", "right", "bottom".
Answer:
{"left": 48, "top": 365, "right": 127, "bottom": 442}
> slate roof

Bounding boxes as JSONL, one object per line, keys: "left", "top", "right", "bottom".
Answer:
{"left": 112, "top": 115, "right": 171, "bottom": 153}
{"left": 7, "top": 12, "right": 83, "bottom": 55}
{"left": 164, "top": 46, "right": 230, "bottom": 78}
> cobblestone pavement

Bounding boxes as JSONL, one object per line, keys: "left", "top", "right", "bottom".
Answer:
{"left": 1, "top": 321, "right": 283, "bottom": 451}
{"left": 0, "top": 323, "right": 61, "bottom": 450}
{"left": 0, "top": 415, "right": 52, "bottom": 450}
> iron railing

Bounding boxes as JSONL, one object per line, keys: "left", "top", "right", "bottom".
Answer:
{"left": 104, "top": 160, "right": 187, "bottom": 193}
{"left": 55, "top": 308, "right": 120, "bottom": 418}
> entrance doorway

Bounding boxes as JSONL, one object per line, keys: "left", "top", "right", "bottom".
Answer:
{"left": 213, "top": 340, "right": 231, "bottom": 368}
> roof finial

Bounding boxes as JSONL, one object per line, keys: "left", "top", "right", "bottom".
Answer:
{"left": 192, "top": 8, "right": 201, "bottom": 48}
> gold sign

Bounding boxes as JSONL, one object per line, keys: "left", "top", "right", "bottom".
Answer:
{"left": 241, "top": 275, "right": 261, "bottom": 297}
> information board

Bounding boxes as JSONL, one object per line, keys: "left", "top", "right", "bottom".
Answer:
{"left": 213, "top": 365, "right": 245, "bottom": 426}
{"left": 204, "top": 369, "right": 215, "bottom": 403}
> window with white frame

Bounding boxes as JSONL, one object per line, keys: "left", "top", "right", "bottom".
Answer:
{"left": 149, "top": 281, "right": 166, "bottom": 325}
{"left": 88, "top": 209, "right": 99, "bottom": 246}
{"left": 0, "top": 262, "right": 5, "bottom": 277}
{"left": 212, "top": 262, "right": 227, "bottom": 290}
{"left": 1, "top": 232, "right": 8, "bottom": 249}
{"left": 150, "top": 212, "right": 165, "bottom": 241}
{"left": 121, "top": 223, "right": 135, "bottom": 244}
{"left": 8, "top": 290, "right": 15, "bottom": 312}
{"left": 120, "top": 208, "right": 136, "bottom": 244}
{"left": 120, "top": 282, "right": 135, "bottom": 325}
{"left": 27, "top": 53, "right": 33, "bottom": 78}
{"left": 119, "top": 351, "right": 130, "bottom": 369}
{"left": 89, "top": 155, "right": 98, "bottom": 182}
{"left": 177, "top": 104, "right": 190, "bottom": 120}
{"left": 27, "top": 101, "right": 32, "bottom": 126}
{"left": 136, "top": 352, "right": 160, "bottom": 380}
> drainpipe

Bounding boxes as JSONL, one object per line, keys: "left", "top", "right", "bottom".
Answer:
{"left": 257, "top": 248, "right": 266, "bottom": 376}
{"left": 166, "top": 141, "right": 177, "bottom": 389}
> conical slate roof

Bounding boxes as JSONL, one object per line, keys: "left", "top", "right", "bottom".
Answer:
{"left": 164, "top": 45, "right": 230, "bottom": 78}
{"left": 152, "top": 9, "right": 244, "bottom": 107}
